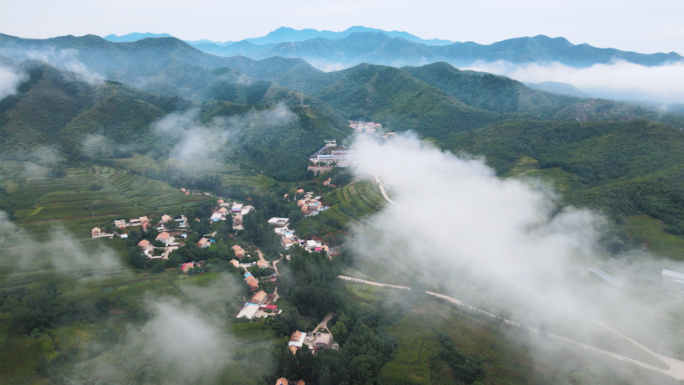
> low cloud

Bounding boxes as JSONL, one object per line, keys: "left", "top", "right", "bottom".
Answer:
{"left": 0, "top": 47, "right": 103, "bottom": 85}
{"left": 0, "top": 65, "right": 27, "bottom": 101}
{"left": 142, "top": 299, "right": 233, "bottom": 382}
{"left": 28, "top": 146, "right": 63, "bottom": 167}
{"left": 69, "top": 278, "right": 242, "bottom": 385}
{"left": 348, "top": 133, "right": 684, "bottom": 364}
{"left": 0, "top": 210, "right": 124, "bottom": 275}
{"left": 152, "top": 103, "right": 296, "bottom": 173}
{"left": 81, "top": 134, "right": 115, "bottom": 158}
{"left": 464, "top": 60, "right": 684, "bottom": 104}
{"left": 350, "top": 134, "right": 602, "bottom": 291}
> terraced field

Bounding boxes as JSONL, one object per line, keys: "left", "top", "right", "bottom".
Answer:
{"left": 293, "top": 179, "right": 385, "bottom": 239}
{"left": 1, "top": 162, "right": 208, "bottom": 238}
{"left": 325, "top": 180, "right": 385, "bottom": 225}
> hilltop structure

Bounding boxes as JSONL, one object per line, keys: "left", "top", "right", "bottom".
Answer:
{"left": 309, "top": 140, "right": 350, "bottom": 165}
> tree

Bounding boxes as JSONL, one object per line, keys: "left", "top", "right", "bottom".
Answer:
{"left": 330, "top": 321, "right": 349, "bottom": 345}
{"left": 348, "top": 354, "right": 379, "bottom": 385}
{"left": 95, "top": 297, "right": 114, "bottom": 315}
{"left": 128, "top": 246, "right": 147, "bottom": 269}
{"left": 152, "top": 262, "right": 166, "bottom": 274}
{"left": 293, "top": 344, "right": 317, "bottom": 382}
{"left": 289, "top": 210, "right": 304, "bottom": 225}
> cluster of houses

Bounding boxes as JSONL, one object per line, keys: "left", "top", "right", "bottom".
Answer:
{"left": 349, "top": 120, "right": 383, "bottom": 134}
{"left": 136, "top": 228, "right": 187, "bottom": 260}
{"left": 207, "top": 198, "right": 256, "bottom": 231}
{"left": 269, "top": 212, "right": 337, "bottom": 256}
{"left": 235, "top": 290, "right": 281, "bottom": 320}
{"left": 91, "top": 213, "right": 191, "bottom": 262}
{"left": 91, "top": 214, "right": 188, "bottom": 242}
{"left": 192, "top": 197, "right": 258, "bottom": 234}
{"left": 271, "top": 328, "right": 338, "bottom": 384}
{"left": 297, "top": 191, "right": 328, "bottom": 217}
{"left": 228, "top": 244, "right": 273, "bottom": 291}
{"left": 288, "top": 329, "right": 336, "bottom": 355}
{"left": 114, "top": 216, "right": 151, "bottom": 231}
{"left": 231, "top": 203, "right": 255, "bottom": 230}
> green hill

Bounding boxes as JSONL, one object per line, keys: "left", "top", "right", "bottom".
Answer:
{"left": 404, "top": 62, "right": 684, "bottom": 127}
{"left": 404, "top": 62, "right": 580, "bottom": 117}
{"left": 314, "top": 64, "right": 504, "bottom": 139}
{"left": 0, "top": 62, "right": 190, "bottom": 158}
{"left": 0, "top": 62, "right": 350, "bottom": 182}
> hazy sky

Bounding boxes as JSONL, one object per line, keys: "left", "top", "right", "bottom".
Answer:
{"left": 2, "top": 0, "right": 682, "bottom": 54}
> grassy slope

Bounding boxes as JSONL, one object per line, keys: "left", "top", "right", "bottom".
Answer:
{"left": 294, "top": 180, "right": 385, "bottom": 239}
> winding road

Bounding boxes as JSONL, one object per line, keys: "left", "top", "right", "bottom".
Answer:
{"left": 339, "top": 274, "right": 684, "bottom": 380}
{"left": 365, "top": 175, "right": 684, "bottom": 380}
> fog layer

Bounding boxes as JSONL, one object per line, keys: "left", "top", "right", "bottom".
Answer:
{"left": 465, "top": 60, "right": 684, "bottom": 104}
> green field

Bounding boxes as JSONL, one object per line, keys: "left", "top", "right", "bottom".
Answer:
{"left": 322, "top": 180, "right": 385, "bottom": 224}
{"left": 622, "top": 215, "right": 684, "bottom": 259}
{"left": 0, "top": 268, "right": 274, "bottom": 385}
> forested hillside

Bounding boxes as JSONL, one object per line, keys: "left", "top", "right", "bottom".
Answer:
{"left": 0, "top": 62, "right": 190, "bottom": 158}
{"left": 448, "top": 119, "right": 684, "bottom": 234}
{"left": 404, "top": 62, "right": 580, "bottom": 117}
{"left": 0, "top": 61, "right": 350, "bottom": 182}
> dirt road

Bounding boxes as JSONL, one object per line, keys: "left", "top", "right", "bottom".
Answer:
{"left": 313, "top": 312, "right": 334, "bottom": 334}
{"left": 338, "top": 275, "right": 410, "bottom": 290}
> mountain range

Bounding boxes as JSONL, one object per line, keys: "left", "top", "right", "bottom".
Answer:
{"left": 103, "top": 32, "right": 173, "bottom": 42}
{"left": 104, "top": 26, "right": 455, "bottom": 47}
{"left": 2, "top": 32, "right": 682, "bottom": 137}
{"left": 102, "top": 27, "right": 682, "bottom": 70}
{"left": 3, "top": 31, "right": 684, "bottom": 234}
{"left": 210, "top": 33, "right": 682, "bottom": 69}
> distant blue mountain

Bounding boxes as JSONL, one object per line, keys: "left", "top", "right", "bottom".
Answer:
{"left": 243, "top": 26, "right": 454, "bottom": 46}
{"left": 104, "top": 26, "right": 453, "bottom": 47}
{"left": 205, "top": 33, "right": 682, "bottom": 69}
{"left": 104, "top": 32, "right": 173, "bottom": 42}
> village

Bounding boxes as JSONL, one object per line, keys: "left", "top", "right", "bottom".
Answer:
{"left": 88, "top": 183, "right": 340, "bottom": 358}
{"left": 65, "top": 135, "right": 684, "bottom": 385}
{"left": 85, "top": 139, "right": 375, "bottom": 385}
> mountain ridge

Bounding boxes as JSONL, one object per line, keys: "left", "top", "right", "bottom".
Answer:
{"left": 221, "top": 32, "right": 682, "bottom": 68}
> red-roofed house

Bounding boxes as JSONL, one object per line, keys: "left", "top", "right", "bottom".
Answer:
{"left": 156, "top": 232, "right": 172, "bottom": 245}
{"left": 245, "top": 276, "right": 258, "bottom": 291}
{"left": 197, "top": 238, "right": 210, "bottom": 248}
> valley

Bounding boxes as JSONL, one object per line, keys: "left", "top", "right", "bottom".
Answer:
{"left": 1, "top": 29, "right": 684, "bottom": 385}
